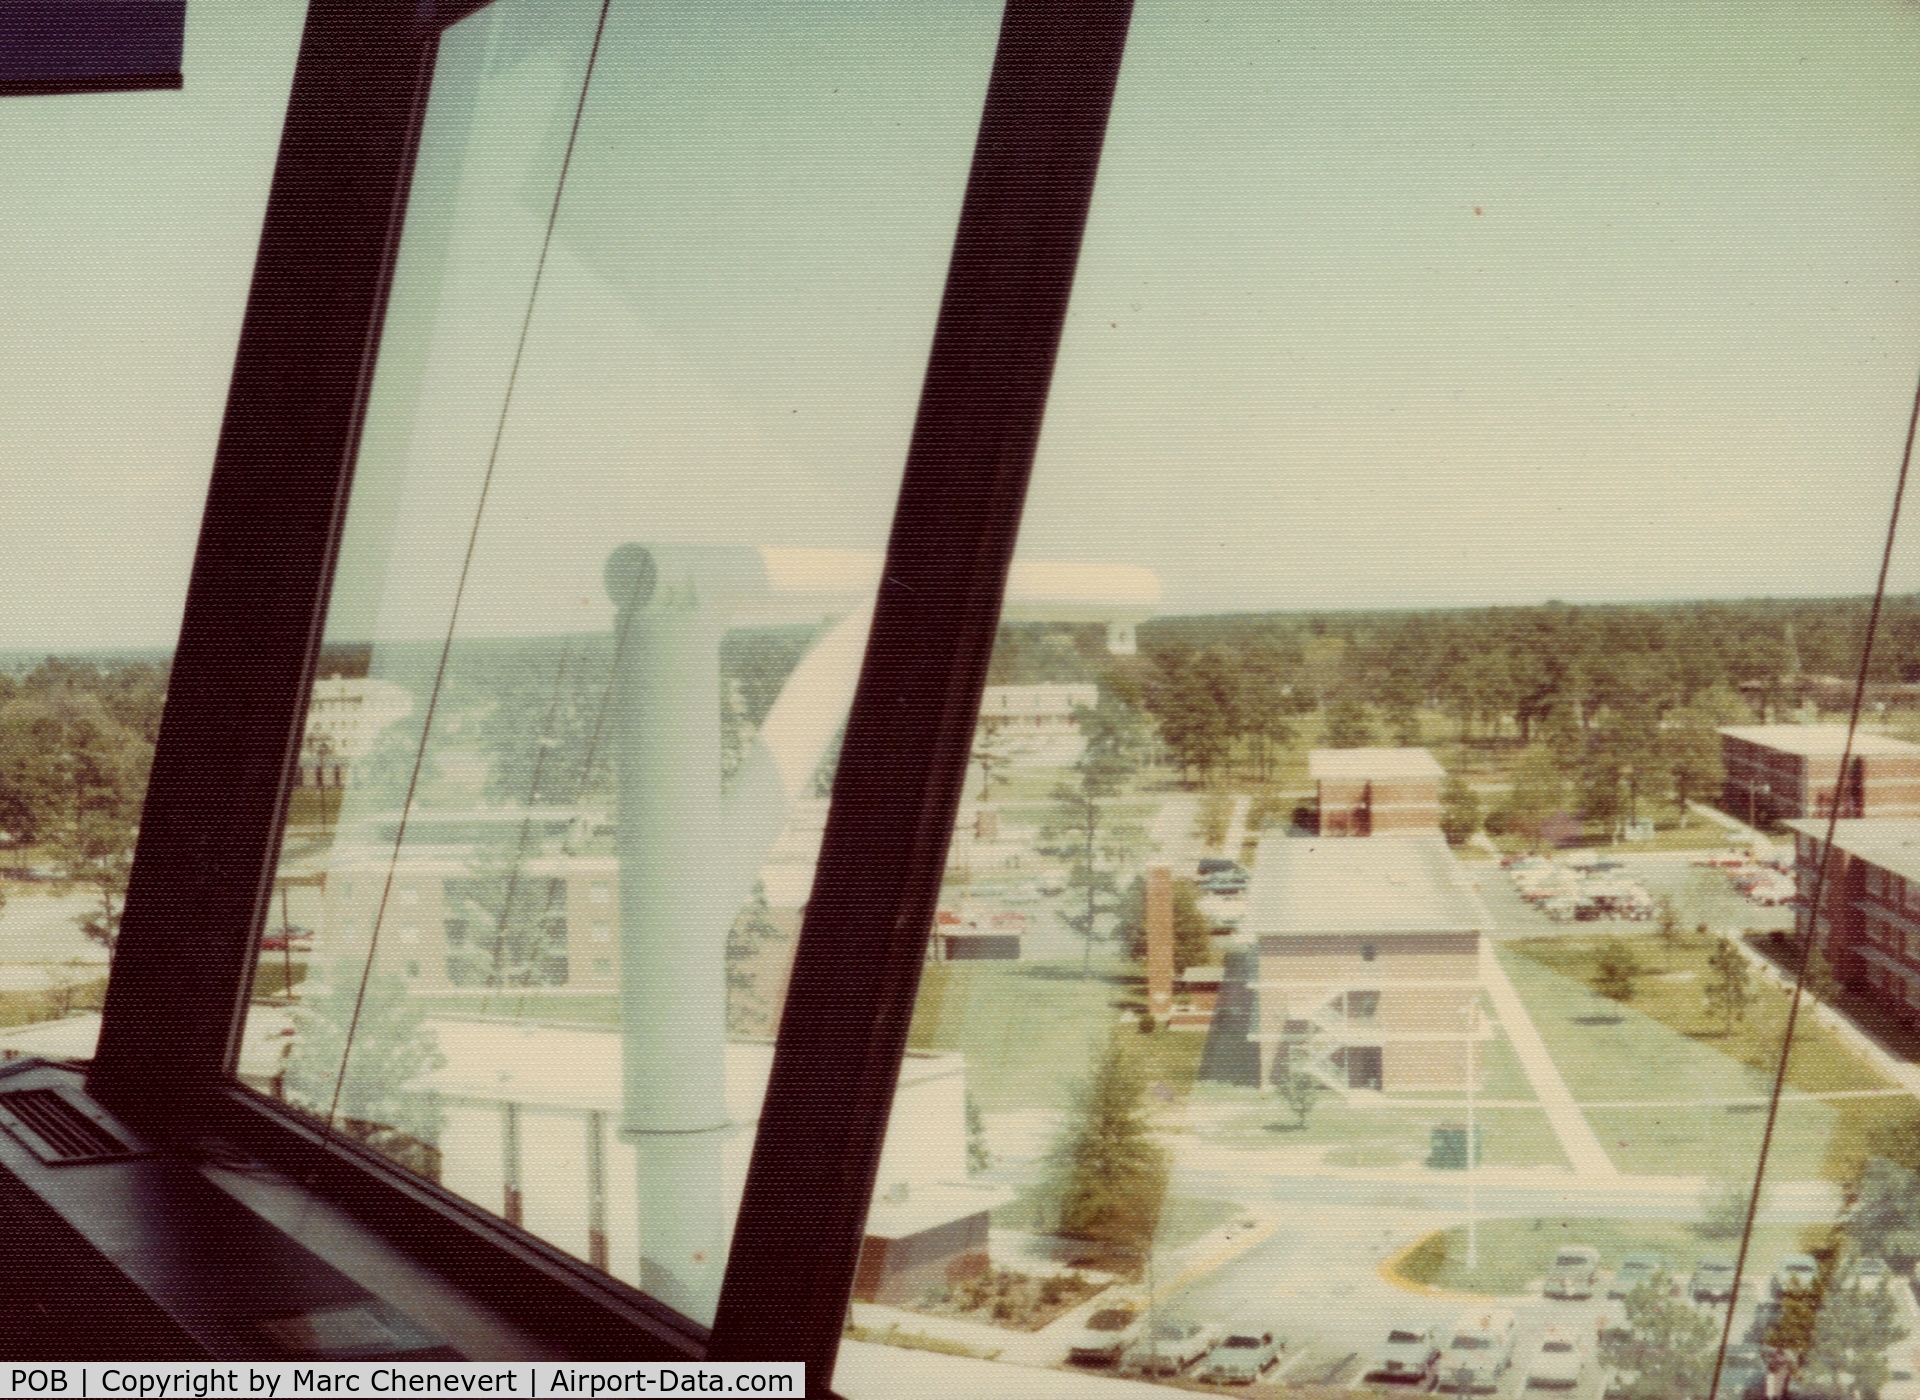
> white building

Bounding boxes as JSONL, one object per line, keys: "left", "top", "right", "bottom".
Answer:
{"left": 299, "top": 674, "right": 415, "bottom": 788}
{"left": 975, "top": 683, "right": 1099, "bottom": 768}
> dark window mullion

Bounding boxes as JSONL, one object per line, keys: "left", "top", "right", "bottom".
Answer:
{"left": 89, "top": 0, "right": 439, "bottom": 1112}
{"left": 708, "top": 0, "right": 1135, "bottom": 1380}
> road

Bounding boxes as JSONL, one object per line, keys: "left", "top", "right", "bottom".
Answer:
{"left": 0, "top": 888, "right": 108, "bottom": 966}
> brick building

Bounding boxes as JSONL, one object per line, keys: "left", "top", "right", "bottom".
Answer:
{"left": 1309, "top": 747, "right": 1445, "bottom": 836}
{"left": 1238, "top": 834, "right": 1489, "bottom": 1092}
{"left": 1720, "top": 725, "right": 1920, "bottom": 827}
{"left": 1784, "top": 817, "right": 1920, "bottom": 1024}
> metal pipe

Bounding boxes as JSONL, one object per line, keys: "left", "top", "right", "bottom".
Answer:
{"left": 607, "top": 543, "right": 768, "bottom": 1320}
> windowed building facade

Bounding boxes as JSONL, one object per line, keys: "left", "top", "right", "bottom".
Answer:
{"left": 1789, "top": 818, "right": 1920, "bottom": 1022}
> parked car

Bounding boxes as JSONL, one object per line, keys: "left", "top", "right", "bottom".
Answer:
{"left": 1771, "top": 1253, "right": 1820, "bottom": 1298}
{"left": 1369, "top": 1324, "right": 1442, "bottom": 1385}
{"left": 1692, "top": 1259, "right": 1740, "bottom": 1303}
{"left": 1841, "top": 1256, "right": 1893, "bottom": 1292}
{"left": 1609, "top": 1254, "right": 1669, "bottom": 1299}
{"left": 1125, "top": 1316, "right": 1220, "bottom": 1376}
{"left": 260, "top": 925, "right": 313, "bottom": 951}
{"left": 1199, "top": 1328, "right": 1280, "bottom": 1384}
{"left": 1199, "top": 869, "right": 1249, "bottom": 895}
{"left": 1438, "top": 1309, "right": 1517, "bottom": 1393}
{"left": 1545, "top": 1245, "right": 1602, "bottom": 1299}
{"left": 1523, "top": 1328, "right": 1584, "bottom": 1390}
{"left": 1067, "top": 1306, "right": 1141, "bottom": 1366}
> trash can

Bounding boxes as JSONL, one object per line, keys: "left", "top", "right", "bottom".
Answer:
{"left": 1429, "top": 1123, "right": 1483, "bottom": 1169}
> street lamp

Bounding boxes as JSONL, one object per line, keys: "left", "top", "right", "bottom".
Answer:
{"left": 1466, "top": 994, "right": 1479, "bottom": 1272}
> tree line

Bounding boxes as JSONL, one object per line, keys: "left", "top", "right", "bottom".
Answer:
{"left": 0, "top": 657, "right": 166, "bottom": 949}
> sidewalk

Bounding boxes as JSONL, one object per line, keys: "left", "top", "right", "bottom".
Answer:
{"left": 1480, "top": 940, "right": 1620, "bottom": 1180}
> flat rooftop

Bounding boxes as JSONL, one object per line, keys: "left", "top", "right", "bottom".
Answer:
{"left": 1308, "top": 747, "right": 1446, "bottom": 781}
{"left": 1784, "top": 817, "right": 1920, "bottom": 883}
{"left": 1244, "top": 833, "right": 1490, "bottom": 936}
{"left": 1719, "top": 725, "right": 1920, "bottom": 758}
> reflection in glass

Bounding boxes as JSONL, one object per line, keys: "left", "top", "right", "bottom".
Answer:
{"left": 246, "top": 0, "right": 1000, "bottom": 1326}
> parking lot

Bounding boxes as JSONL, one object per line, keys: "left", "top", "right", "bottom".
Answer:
{"left": 1470, "top": 854, "right": 1798, "bottom": 944}
{"left": 1051, "top": 1244, "right": 1913, "bottom": 1398}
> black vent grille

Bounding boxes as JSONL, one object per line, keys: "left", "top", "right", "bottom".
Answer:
{"left": 0, "top": 1087, "right": 142, "bottom": 1165}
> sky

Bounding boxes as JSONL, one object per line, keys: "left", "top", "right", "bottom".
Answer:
{"left": 6, "top": 0, "right": 1920, "bottom": 651}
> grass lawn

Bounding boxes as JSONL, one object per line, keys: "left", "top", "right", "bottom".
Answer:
{"left": 909, "top": 959, "right": 1201, "bottom": 1114}
{"left": 1609, "top": 820, "right": 1750, "bottom": 853}
{"left": 1189, "top": 1082, "right": 1570, "bottom": 1172}
{"left": 1395, "top": 1216, "right": 1815, "bottom": 1298}
{"left": 1384, "top": 1005, "right": 1540, "bottom": 1105}
{"left": 993, "top": 1187, "right": 1241, "bottom": 1256}
{"left": 1500, "top": 940, "right": 1920, "bottom": 1182}
{"left": 0, "top": 977, "right": 105, "bottom": 1029}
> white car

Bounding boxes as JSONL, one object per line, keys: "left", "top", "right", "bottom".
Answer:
{"left": 1370, "top": 1324, "right": 1442, "bottom": 1385}
{"left": 1124, "top": 1317, "right": 1219, "bottom": 1376}
{"left": 1524, "top": 1329, "right": 1584, "bottom": 1390}
{"left": 1066, "top": 1306, "right": 1141, "bottom": 1366}
{"left": 1544, "top": 1245, "right": 1602, "bottom": 1299}
{"left": 1842, "top": 1256, "right": 1893, "bottom": 1292}
{"left": 1199, "top": 1328, "right": 1280, "bottom": 1383}
{"left": 1438, "top": 1309, "right": 1517, "bottom": 1393}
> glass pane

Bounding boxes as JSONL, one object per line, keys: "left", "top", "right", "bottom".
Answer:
{"left": 0, "top": 0, "right": 306, "bottom": 1064}
{"left": 245, "top": 0, "right": 999, "bottom": 1326}
{"left": 847, "top": 0, "right": 1920, "bottom": 1395}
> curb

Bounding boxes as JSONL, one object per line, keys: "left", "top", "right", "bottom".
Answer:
{"left": 1377, "top": 1229, "right": 1507, "bottom": 1303}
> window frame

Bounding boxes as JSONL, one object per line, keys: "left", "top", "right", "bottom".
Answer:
{"left": 81, "top": 0, "right": 1133, "bottom": 1385}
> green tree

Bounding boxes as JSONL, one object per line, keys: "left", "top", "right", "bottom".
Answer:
{"left": 1496, "top": 745, "right": 1570, "bottom": 849}
{"left": 1320, "top": 696, "right": 1374, "bottom": 749}
{"left": 1047, "top": 688, "right": 1149, "bottom": 976}
{"left": 1593, "top": 939, "right": 1642, "bottom": 1002}
{"left": 1438, "top": 775, "right": 1481, "bottom": 847}
{"left": 965, "top": 1092, "right": 992, "bottom": 1175}
{"left": 1845, "top": 1159, "right": 1920, "bottom": 1265}
{"left": 970, "top": 714, "right": 1026, "bottom": 802}
{"left": 476, "top": 641, "right": 614, "bottom": 807}
{"left": 1664, "top": 683, "right": 1749, "bottom": 818}
{"left": 1806, "top": 939, "right": 1845, "bottom": 1005}
{"left": 0, "top": 690, "right": 152, "bottom": 951}
{"left": 1121, "top": 875, "right": 1213, "bottom": 975}
{"left": 727, "top": 883, "right": 789, "bottom": 1039}
{"left": 1271, "top": 1041, "right": 1324, "bottom": 1128}
{"left": 1802, "top": 1279, "right": 1907, "bottom": 1400}
{"left": 1152, "top": 647, "right": 1239, "bottom": 783}
{"left": 47, "top": 813, "right": 135, "bottom": 953}
{"left": 282, "top": 963, "right": 446, "bottom": 1172}
{"left": 442, "top": 843, "right": 570, "bottom": 988}
{"left": 1598, "top": 1274, "right": 1717, "bottom": 1400}
{"left": 1703, "top": 937, "right": 1754, "bottom": 1033}
{"left": 1041, "top": 1033, "right": 1170, "bottom": 1259}
{"left": 1699, "top": 1176, "right": 1769, "bottom": 1240}
{"left": 1237, "top": 645, "right": 1307, "bottom": 782}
